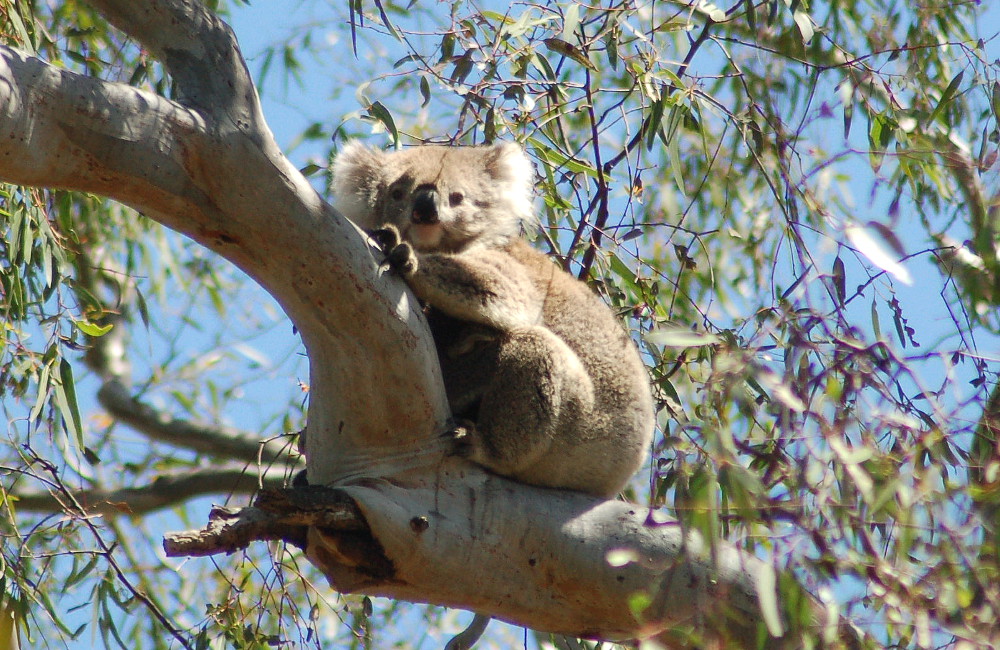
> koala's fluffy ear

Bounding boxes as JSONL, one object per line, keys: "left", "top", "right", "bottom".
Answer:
{"left": 484, "top": 142, "right": 536, "bottom": 228}
{"left": 332, "top": 141, "right": 386, "bottom": 229}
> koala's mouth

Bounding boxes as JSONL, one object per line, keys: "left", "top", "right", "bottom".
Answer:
{"left": 408, "top": 222, "right": 444, "bottom": 251}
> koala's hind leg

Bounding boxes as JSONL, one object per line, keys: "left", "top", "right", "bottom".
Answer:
{"left": 456, "top": 326, "right": 595, "bottom": 486}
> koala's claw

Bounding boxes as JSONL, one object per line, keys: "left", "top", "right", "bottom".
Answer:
{"left": 443, "top": 422, "right": 476, "bottom": 459}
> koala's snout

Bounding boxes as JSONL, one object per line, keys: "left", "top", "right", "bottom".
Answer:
{"left": 412, "top": 186, "right": 439, "bottom": 224}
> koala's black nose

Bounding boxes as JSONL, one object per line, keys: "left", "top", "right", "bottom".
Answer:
{"left": 412, "top": 186, "right": 439, "bottom": 224}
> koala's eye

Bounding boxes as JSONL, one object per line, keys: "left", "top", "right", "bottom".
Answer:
{"left": 448, "top": 192, "right": 464, "bottom": 207}
{"left": 390, "top": 188, "right": 405, "bottom": 201}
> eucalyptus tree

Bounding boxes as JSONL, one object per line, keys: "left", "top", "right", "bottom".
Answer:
{"left": 1, "top": 0, "right": 997, "bottom": 648}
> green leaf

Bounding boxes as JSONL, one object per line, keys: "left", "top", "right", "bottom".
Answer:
{"left": 870, "top": 296, "right": 881, "bottom": 339}
{"left": 438, "top": 33, "right": 455, "bottom": 63}
{"left": 744, "top": 0, "right": 756, "bottom": 30}
{"left": 831, "top": 256, "right": 846, "bottom": 307}
{"left": 56, "top": 358, "right": 84, "bottom": 447}
{"left": 29, "top": 360, "right": 52, "bottom": 424}
{"left": 0, "top": 601, "right": 20, "bottom": 650}
{"left": 665, "top": 106, "right": 687, "bottom": 196}
{"left": 891, "top": 300, "right": 906, "bottom": 348}
{"left": 19, "top": 207, "right": 33, "bottom": 267}
{"left": 135, "top": 286, "right": 150, "bottom": 329}
{"left": 792, "top": 10, "right": 814, "bottom": 44}
{"left": 867, "top": 112, "right": 895, "bottom": 172}
{"left": 927, "top": 70, "right": 965, "bottom": 126}
{"left": 646, "top": 327, "right": 720, "bottom": 348}
{"left": 527, "top": 138, "right": 601, "bottom": 177}
{"left": 529, "top": 50, "right": 557, "bottom": 81}
{"left": 991, "top": 81, "right": 1000, "bottom": 123}
{"left": 602, "top": 26, "right": 619, "bottom": 70}
{"left": 65, "top": 555, "right": 100, "bottom": 590}
{"left": 450, "top": 50, "right": 475, "bottom": 84}
{"left": 74, "top": 320, "right": 114, "bottom": 337}
{"left": 561, "top": 2, "right": 580, "bottom": 41}
{"left": 645, "top": 98, "right": 665, "bottom": 152}
{"left": 499, "top": 8, "right": 554, "bottom": 39}
{"left": 367, "top": 101, "right": 399, "bottom": 147}
{"left": 299, "top": 163, "right": 322, "bottom": 177}
{"left": 6, "top": 7, "right": 35, "bottom": 54}
{"left": 840, "top": 82, "right": 853, "bottom": 139}
{"left": 696, "top": 1, "right": 726, "bottom": 21}
{"left": 0, "top": 266, "right": 27, "bottom": 319}
{"left": 374, "top": 0, "right": 402, "bottom": 42}
{"left": 419, "top": 76, "right": 431, "bottom": 108}
{"left": 608, "top": 253, "right": 640, "bottom": 295}
{"left": 542, "top": 38, "right": 597, "bottom": 71}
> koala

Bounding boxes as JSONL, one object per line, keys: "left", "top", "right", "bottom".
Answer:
{"left": 332, "top": 141, "right": 654, "bottom": 497}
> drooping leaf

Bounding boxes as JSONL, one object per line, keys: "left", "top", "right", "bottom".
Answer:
{"left": 55, "top": 358, "right": 84, "bottom": 447}
{"left": 367, "top": 101, "right": 399, "bottom": 147}
{"left": 927, "top": 70, "right": 965, "bottom": 126}
{"left": 542, "top": 38, "right": 597, "bottom": 71}
{"left": 831, "top": 256, "right": 846, "bottom": 307}
{"left": 792, "top": 10, "right": 814, "bottom": 44}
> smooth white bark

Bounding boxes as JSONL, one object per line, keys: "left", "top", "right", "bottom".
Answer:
{"left": 0, "top": 1, "right": 848, "bottom": 646}
{"left": 317, "top": 474, "right": 778, "bottom": 645}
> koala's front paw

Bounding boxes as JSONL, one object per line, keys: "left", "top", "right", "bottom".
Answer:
{"left": 386, "top": 240, "right": 418, "bottom": 276}
{"left": 370, "top": 225, "right": 418, "bottom": 276}
{"left": 370, "top": 224, "right": 401, "bottom": 252}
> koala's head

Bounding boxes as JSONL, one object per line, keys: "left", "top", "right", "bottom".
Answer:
{"left": 332, "top": 141, "right": 535, "bottom": 252}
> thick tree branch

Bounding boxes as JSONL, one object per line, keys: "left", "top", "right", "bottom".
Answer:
{"left": 168, "top": 480, "right": 860, "bottom": 648}
{"left": 87, "top": 0, "right": 261, "bottom": 122}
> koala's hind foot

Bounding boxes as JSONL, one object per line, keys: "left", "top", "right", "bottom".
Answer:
{"left": 442, "top": 420, "right": 477, "bottom": 458}
{"left": 370, "top": 225, "right": 417, "bottom": 276}
{"left": 445, "top": 327, "right": 597, "bottom": 489}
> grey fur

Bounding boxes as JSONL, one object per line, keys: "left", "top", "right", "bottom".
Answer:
{"left": 332, "top": 141, "right": 654, "bottom": 497}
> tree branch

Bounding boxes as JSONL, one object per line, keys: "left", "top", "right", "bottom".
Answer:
{"left": 167, "top": 479, "right": 862, "bottom": 649}
{"left": 164, "top": 485, "right": 365, "bottom": 557}
{"left": 87, "top": 0, "right": 260, "bottom": 120}
{"left": 96, "top": 380, "right": 299, "bottom": 466}
{"left": 14, "top": 467, "right": 288, "bottom": 517}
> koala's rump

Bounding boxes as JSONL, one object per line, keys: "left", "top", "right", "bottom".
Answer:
{"left": 507, "top": 240, "right": 655, "bottom": 452}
